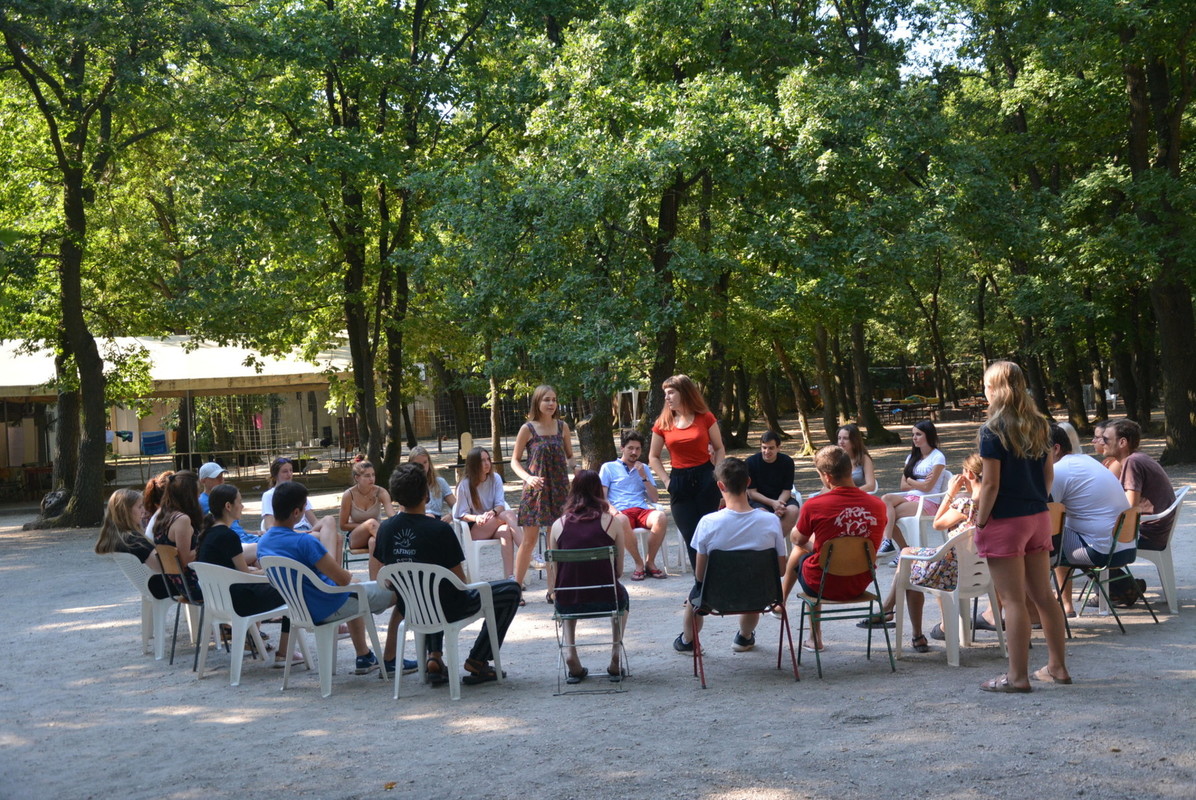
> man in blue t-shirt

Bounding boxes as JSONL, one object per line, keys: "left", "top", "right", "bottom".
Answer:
{"left": 599, "top": 430, "right": 669, "bottom": 580}
{"left": 258, "top": 481, "right": 395, "bottom": 675}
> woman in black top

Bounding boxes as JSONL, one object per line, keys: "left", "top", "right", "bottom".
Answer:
{"left": 95, "top": 489, "right": 168, "bottom": 599}
{"left": 196, "top": 484, "right": 297, "bottom": 667}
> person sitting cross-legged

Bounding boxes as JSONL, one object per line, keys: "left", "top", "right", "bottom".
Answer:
{"left": 780, "top": 446, "right": 887, "bottom": 652}
{"left": 673, "top": 457, "right": 787, "bottom": 655}
{"left": 257, "top": 480, "right": 395, "bottom": 676}
{"left": 599, "top": 429, "right": 669, "bottom": 580}
{"left": 372, "top": 464, "right": 522, "bottom": 686}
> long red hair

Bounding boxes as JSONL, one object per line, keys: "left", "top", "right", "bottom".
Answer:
{"left": 654, "top": 374, "right": 709, "bottom": 432}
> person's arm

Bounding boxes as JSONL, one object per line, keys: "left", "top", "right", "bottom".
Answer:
{"left": 910, "top": 463, "right": 945, "bottom": 494}
{"left": 707, "top": 418, "right": 726, "bottom": 465}
{"left": 314, "top": 552, "right": 354, "bottom": 586}
{"left": 859, "top": 455, "right": 877, "bottom": 493}
{"left": 694, "top": 552, "right": 708, "bottom": 582}
{"left": 338, "top": 490, "right": 354, "bottom": 532}
{"left": 441, "top": 483, "right": 456, "bottom": 522}
{"left": 933, "top": 474, "right": 969, "bottom": 531}
{"left": 560, "top": 421, "right": 575, "bottom": 471}
{"left": 1042, "top": 454, "right": 1054, "bottom": 499}
{"left": 636, "top": 462, "right": 660, "bottom": 503}
{"left": 378, "top": 488, "right": 395, "bottom": 518}
{"left": 231, "top": 552, "right": 251, "bottom": 573}
{"left": 610, "top": 514, "right": 625, "bottom": 579}
{"left": 975, "top": 457, "right": 1001, "bottom": 527}
{"left": 303, "top": 506, "right": 319, "bottom": 527}
{"left": 509, "top": 424, "right": 538, "bottom": 487}
{"left": 368, "top": 554, "right": 383, "bottom": 581}
{"left": 453, "top": 480, "right": 469, "bottom": 521}
{"left": 545, "top": 520, "right": 563, "bottom": 592}
{"left": 172, "top": 517, "right": 195, "bottom": 569}
{"left": 649, "top": 432, "right": 667, "bottom": 487}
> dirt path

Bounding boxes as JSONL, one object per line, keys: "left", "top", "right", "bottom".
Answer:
{"left": 2, "top": 420, "right": 1194, "bottom": 800}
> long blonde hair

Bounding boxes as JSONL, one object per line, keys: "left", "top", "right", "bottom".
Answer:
{"left": 982, "top": 361, "right": 1050, "bottom": 459}
{"left": 95, "top": 489, "right": 144, "bottom": 555}
{"left": 408, "top": 446, "right": 439, "bottom": 492}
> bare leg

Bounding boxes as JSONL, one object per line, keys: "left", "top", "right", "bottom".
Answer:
{"left": 906, "top": 591, "right": 925, "bottom": 638}
{"left": 347, "top": 518, "right": 379, "bottom": 551}
{"left": 1025, "top": 550, "right": 1070, "bottom": 682}
{"left": 985, "top": 555, "right": 1032, "bottom": 688}
{"left": 780, "top": 546, "right": 805, "bottom": 604}
{"left": 562, "top": 618, "right": 581, "bottom": 674}
{"left": 681, "top": 599, "right": 702, "bottom": 643}
{"left": 620, "top": 514, "right": 645, "bottom": 571}
{"left": 514, "top": 525, "right": 540, "bottom": 586}
{"left": 779, "top": 505, "right": 800, "bottom": 540}
{"left": 471, "top": 516, "right": 514, "bottom": 577}
{"left": 310, "top": 517, "right": 342, "bottom": 558}
{"left": 1055, "top": 567, "right": 1075, "bottom": 616}
{"left": 348, "top": 616, "right": 370, "bottom": 657}
{"left": 645, "top": 511, "right": 668, "bottom": 572}
{"left": 241, "top": 542, "right": 258, "bottom": 567}
{"left": 610, "top": 611, "right": 628, "bottom": 674}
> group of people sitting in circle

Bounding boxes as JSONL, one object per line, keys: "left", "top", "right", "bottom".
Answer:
{"left": 97, "top": 367, "right": 1178, "bottom": 692}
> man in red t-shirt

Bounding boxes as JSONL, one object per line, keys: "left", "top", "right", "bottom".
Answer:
{"left": 781, "top": 446, "right": 886, "bottom": 651}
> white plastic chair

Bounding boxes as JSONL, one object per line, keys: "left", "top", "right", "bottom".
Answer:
{"left": 259, "top": 556, "right": 387, "bottom": 698}
{"left": 375, "top": 562, "right": 503, "bottom": 701}
{"left": 1130, "top": 485, "right": 1189, "bottom": 614}
{"left": 453, "top": 519, "right": 503, "bottom": 582}
{"left": 893, "top": 527, "right": 1006, "bottom": 666}
{"left": 632, "top": 526, "right": 688, "bottom": 574}
{"left": 110, "top": 553, "right": 174, "bottom": 661}
{"left": 190, "top": 562, "right": 307, "bottom": 686}
{"left": 896, "top": 475, "right": 951, "bottom": 549}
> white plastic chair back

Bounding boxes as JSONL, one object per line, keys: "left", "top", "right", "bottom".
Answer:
{"left": 111, "top": 552, "right": 171, "bottom": 659}
{"left": 191, "top": 562, "right": 290, "bottom": 685}
{"left": 260, "top": 557, "right": 323, "bottom": 628}
{"left": 1132, "top": 485, "right": 1189, "bottom": 614}
{"left": 375, "top": 561, "right": 502, "bottom": 701}
{"left": 893, "top": 526, "right": 1005, "bottom": 666}
{"left": 259, "top": 556, "right": 386, "bottom": 697}
{"left": 383, "top": 563, "right": 463, "bottom": 632}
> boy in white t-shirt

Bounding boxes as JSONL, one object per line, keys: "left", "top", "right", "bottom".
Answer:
{"left": 673, "top": 458, "right": 787, "bottom": 654}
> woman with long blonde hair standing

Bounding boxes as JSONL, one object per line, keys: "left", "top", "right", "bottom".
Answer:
{"left": 975, "top": 361, "right": 1070, "bottom": 692}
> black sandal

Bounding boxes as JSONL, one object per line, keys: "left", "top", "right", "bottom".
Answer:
{"left": 911, "top": 634, "right": 930, "bottom": 653}
{"left": 856, "top": 612, "right": 895, "bottom": 629}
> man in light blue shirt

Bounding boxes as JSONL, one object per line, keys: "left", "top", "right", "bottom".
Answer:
{"left": 599, "top": 430, "right": 669, "bottom": 580}
{"left": 198, "top": 461, "right": 257, "bottom": 545}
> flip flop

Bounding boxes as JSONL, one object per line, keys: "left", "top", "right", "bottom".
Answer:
{"left": 566, "top": 667, "right": 589, "bottom": 684}
{"left": 980, "top": 674, "right": 1031, "bottom": 693}
{"left": 607, "top": 667, "right": 626, "bottom": 683}
{"left": 802, "top": 640, "right": 826, "bottom": 652}
{"left": 646, "top": 567, "right": 668, "bottom": 579}
{"left": 1032, "top": 666, "right": 1073, "bottom": 685}
{"left": 856, "top": 613, "right": 895, "bottom": 629}
{"left": 631, "top": 568, "right": 646, "bottom": 581}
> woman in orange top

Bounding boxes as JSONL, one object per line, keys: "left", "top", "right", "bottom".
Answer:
{"left": 648, "top": 374, "right": 725, "bottom": 568}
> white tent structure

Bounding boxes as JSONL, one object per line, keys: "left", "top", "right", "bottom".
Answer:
{"left": 0, "top": 336, "right": 354, "bottom": 472}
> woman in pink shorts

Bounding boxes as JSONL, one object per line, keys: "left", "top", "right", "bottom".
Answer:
{"left": 974, "top": 361, "right": 1071, "bottom": 693}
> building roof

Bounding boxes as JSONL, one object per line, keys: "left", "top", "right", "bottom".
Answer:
{"left": 0, "top": 336, "right": 353, "bottom": 401}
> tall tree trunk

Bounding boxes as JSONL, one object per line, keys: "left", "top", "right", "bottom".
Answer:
{"left": 755, "top": 371, "right": 787, "bottom": 440}
{"left": 773, "top": 339, "right": 815, "bottom": 455}
{"left": 1061, "top": 330, "right": 1089, "bottom": 431}
{"left": 731, "top": 365, "right": 751, "bottom": 447}
{"left": 428, "top": 353, "right": 471, "bottom": 438}
{"left": 813, "top": 323, "right": 839, "bottom": 438}
{"left": 1085, "top": 286, "right": 1109, "bottom": 421}
{"left": 1111, "top": 332, "right": 1139, "bottom": 420}
{"left": 977, "top": 273, "right": 993, "bottom": 363}
{"left": 832, "top": 331, "right": 854, "bottom": 420}
{"left": 51, "top": 352, "right": 79, "bottom": 493}
{"left": 851, "top": 321, "right": 899, "bottom": 444}
{"left": 644, "top": 175, "right": 683, "bottom": 429}
{"left": 576, "top": 390, "right": 617, "bottom": 470}
{"left": 1151, "top": 280, "right": 1196, "bottom": 461}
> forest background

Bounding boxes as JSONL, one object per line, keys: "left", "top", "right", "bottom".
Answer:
{"left": 2, "top": 0, "right": 1194, "bottom": 526}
